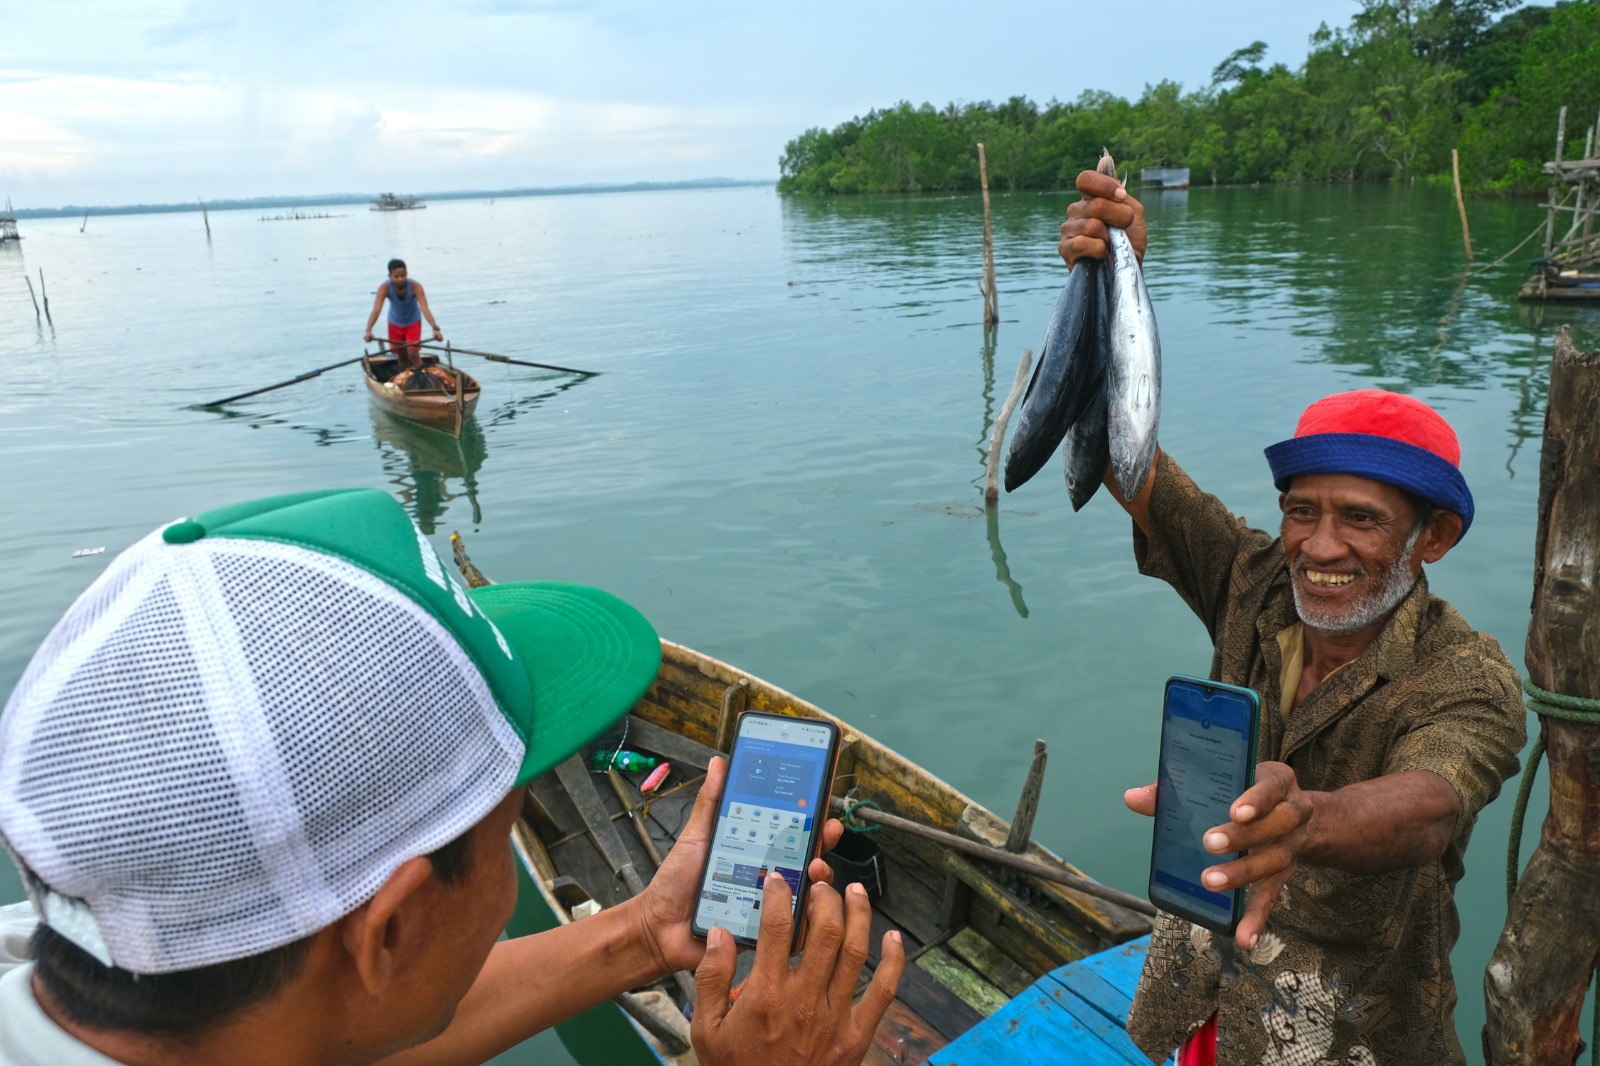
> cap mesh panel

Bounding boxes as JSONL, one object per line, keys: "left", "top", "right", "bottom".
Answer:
{"left": 0, "top": 531, "right": 523, "bottom": 973}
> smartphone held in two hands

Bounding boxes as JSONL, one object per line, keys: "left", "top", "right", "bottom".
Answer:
{"left": 1148, "top": 675, "right": 1262, "bottom": 936}
{"left": 692, "top": 712, "right": 842, "bottom": 948}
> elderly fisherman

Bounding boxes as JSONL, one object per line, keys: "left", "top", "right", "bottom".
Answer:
{"left": 1061, "top": 172, "right": 1526, "bottom": 1065}
{"left": 0, "top": 488, "right": 902, "bottom": 1066}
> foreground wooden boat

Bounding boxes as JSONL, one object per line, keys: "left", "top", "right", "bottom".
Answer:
{"left": 455, "top": 540, "right": 1152, "bottom": 1065}
{"left": 362, "top": 352, "right": 480, "bottom": 433}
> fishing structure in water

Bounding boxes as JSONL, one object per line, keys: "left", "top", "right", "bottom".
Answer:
{"left": 977, "top": 142, "right": 999, "bottom": 326}
{"left": 1002, "top": 151, "right": 1160, "bottom": 508}
{"left": 1519, "top": 105, "right": 1600, "bottom": 302}
{"left": 0, "top": 198, "right": 19, "bottom": 245}
{"left": 371, "top": 192, "right": 426, "bottom": 212}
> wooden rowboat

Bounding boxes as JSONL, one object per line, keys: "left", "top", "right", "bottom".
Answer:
{"left": 454, "top": 537, "right": 1153, "bottom": 1066}
{"left": 362, "top": 352, "right": 481, "bottom": 432}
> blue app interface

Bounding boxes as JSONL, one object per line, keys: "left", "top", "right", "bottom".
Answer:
{"left": 698, "top": 716, "right": 833, "bottom": 941}
{"left": 1151, "top": 682, "right": 1255, "bottom": 927}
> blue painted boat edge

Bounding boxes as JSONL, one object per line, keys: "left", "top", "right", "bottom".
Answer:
{"left": 928, "top": 935, "right": 1178, "bottom": 1066}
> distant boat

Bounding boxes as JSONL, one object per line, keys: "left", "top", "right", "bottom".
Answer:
{"left": 371, "top": 192, "right": 426, "bottom": 212}
{"left": 1139, "top": 167, "right": 1190, "bottom": 190}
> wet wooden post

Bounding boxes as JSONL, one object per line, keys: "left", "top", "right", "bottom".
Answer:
{"left": 1452, "top": 149, "right": 1473, "bottom": 263}
{"left": 984, "top": 348, "right": 1032, "bottom": 502}
{"left": 1005, "top": 741, "right": 1047, "bottom": 853}
{"left": 198, "top": 198, "right": 211, "bottom": 239}
{"left": 978, "top": 143, "right": 998, "bottom": 325}
{"left": 24, "top": 276, "right": 40, "bottom": 324}
{"left": 1484, "top": 326, "right": 1600, "bottom": 1064}
{"left": 37, "top": 270, "right": 51, "bottom": 326}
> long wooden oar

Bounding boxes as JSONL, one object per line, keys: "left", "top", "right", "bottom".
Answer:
{"left": 408, "top": 339, "right": 597, "bottom": 377}
{"left": 829, "top": 797, "right": 1158, "bottom": 917}
{"left": 202, "top": 356, "right": 366, "bottom": 407}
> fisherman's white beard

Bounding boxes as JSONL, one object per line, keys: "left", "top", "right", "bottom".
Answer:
{"left": 1293, "top": 526, "right": 1423, "bottom": 635}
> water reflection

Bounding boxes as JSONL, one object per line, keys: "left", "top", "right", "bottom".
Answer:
{"left": 975, "top": 323, "right": 1029, "bottom": 618}
{"left": 369, "top": 406, "right": 486, "bottom": 533}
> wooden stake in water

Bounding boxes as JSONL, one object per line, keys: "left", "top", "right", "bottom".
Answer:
{"left": 38, "top": 270, "right": 52, "bottom": 326}
{"left": 24, "top": 276, "right": 40, "bottom": 324}
{"left": 1452, "top": 149, "right": 1473, "bottom": 263}
{"left": 198, "top": 198, "right": 211, "bottom": 239}
{"left": 978, "top": 142, "right": 999, "bottom": 325}
{"left": 985, "top": 348, "right": 1032, "bottom": 502}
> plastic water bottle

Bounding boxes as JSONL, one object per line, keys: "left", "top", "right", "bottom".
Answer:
{"left": 591, "top": 749, "right": 658, "bottom": 773}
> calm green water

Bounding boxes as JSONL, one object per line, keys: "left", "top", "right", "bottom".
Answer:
{"left": 3, "top": 183, "right": 1597, "bottom": 1062}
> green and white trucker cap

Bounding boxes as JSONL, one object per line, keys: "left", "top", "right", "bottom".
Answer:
{"left": 0, "top": 488, "right": 661, "bottom": 975}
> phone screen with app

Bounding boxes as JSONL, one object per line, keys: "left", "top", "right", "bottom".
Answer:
{"left": 692, "top": 712, "right": 840, "bottom": 946}
{"left": 1148, "top": 676, "right": 1261, "bottom": 934}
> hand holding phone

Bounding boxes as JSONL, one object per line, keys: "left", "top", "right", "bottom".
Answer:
{"left": 1147, "top": 675, "right": 1261, "bottom": 935}
{"left": 690, "top": 870, "right": 904, "bottom": 1066}
{"left": 691, "top": 712, "right": 842, "bottom": 949}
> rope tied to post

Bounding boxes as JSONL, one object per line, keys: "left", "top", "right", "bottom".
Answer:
{"left": 1506, "top": 679, "right": 1600, "bottom": 1066}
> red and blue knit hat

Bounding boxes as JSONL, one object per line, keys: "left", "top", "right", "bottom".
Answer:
{"left": 1264, "top": 390, "right": 1473, "bottom": 541}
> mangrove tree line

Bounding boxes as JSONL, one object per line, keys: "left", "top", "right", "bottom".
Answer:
{"left": 778, "top": 0, "right": 1600, "bottom": 195}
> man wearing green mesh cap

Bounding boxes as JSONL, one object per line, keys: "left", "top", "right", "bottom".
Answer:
{"left": 0, "top": 488, "right": 903, "bottom": 1066}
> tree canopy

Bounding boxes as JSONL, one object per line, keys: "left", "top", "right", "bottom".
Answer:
{"left": 778, "top": 1, "right": 1598, "bottom": 195}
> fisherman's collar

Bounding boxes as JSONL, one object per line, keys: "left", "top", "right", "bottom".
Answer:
{"left": 1264, "top": 563, "right": 1429, "bottom": 684}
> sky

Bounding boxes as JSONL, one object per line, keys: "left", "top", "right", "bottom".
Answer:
{"left": 3, "top": 1, "right": 1359, "bottom": 209}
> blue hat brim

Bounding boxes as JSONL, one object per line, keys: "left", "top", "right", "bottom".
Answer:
{"left": 1264, "top": 433, "right": 1473, "bottom": 542}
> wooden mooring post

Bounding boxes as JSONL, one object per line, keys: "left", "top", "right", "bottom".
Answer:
{"left": 977, "top": 142, "right": 998, "bottom": 325}
{"left": 1484, "top": 326, "right": 1600, "bottom": 1064}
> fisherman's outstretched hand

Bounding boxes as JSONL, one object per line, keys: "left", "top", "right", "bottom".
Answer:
{"left": 1060, "top": 170, "right": 1147, "bottom": 268}
{"left": 632, "top": 756, "right": 844, "bottom": 977}
{"left": 692, "top": 872, "right": 905, "bottom": 1066}
{"left": 1124, "top": 761, "right": 1313, "bottom": 950}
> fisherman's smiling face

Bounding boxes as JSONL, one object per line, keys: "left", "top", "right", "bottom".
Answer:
{"left": 1280, "top": 473, "right": 1460, "bottom": 636}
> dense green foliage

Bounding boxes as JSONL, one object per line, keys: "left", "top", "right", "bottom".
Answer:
{"left": 779, "top": 1, "right": 1599, "bottom": 195}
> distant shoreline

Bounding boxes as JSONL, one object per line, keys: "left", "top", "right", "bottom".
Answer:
{"left": 12, "top": 178, "right": 775, "bottom": 221}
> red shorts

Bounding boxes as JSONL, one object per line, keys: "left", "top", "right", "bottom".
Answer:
{"left": 388, "top": 321, "right": 421, "bottom": 347}
{"left": 1178, "top": 1012, "right": 1217, "bottom": 1066}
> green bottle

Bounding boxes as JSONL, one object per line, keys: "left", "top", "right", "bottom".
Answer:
{"left": 591, "top": 749, "right": 658, "bottom": 773}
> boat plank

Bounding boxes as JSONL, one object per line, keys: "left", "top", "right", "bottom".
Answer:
{"left": 925, "top": 980, "right": 1130, "bottom": 1066}
{"left": 623, "top": 713, "right": 716, "bottom": 770}
{"left": 915, "top": 947, "right": 1010, "bottom": 1017}
{"left": 947, "top": 927, "right": 1034, "bottom": 997}
{"left": 872, "top": 997, "right": 948, "bottom": 1066}
{"left": 895, "top": 957, "right": 986, "bottom": 1042}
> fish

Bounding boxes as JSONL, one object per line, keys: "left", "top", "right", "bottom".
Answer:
{"left": 1102, "top": 152, "right": 1161, "bottom": 501}
{"left": 1062, "top": 264, "right": 1112, "bottom": 511}
{"left": 1002, "top": 255, "right": 1104, "bottom": 493}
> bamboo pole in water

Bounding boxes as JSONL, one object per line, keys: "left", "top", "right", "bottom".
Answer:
{"left": 985, "top": 348, "right": 1032, "bottom": 502}
{"left": 24, "top": 277, "right": 40, "bottom": 324}
{"left": 1452, "top": 150, "right": 1473, "bottom": 263}
{"left": 978, "top": 143, "right": 998, "bottom": 325}
{"left": 198, "top": 198, "right": 211, "bottom": 239}
{"left": 1483, "top": 327, "right": 1600, "bottom": 1064}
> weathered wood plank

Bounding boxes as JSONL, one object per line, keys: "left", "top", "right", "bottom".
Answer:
{"left": 622, "top": 713, "right": 716, "bottom": 770}
{"left": 916, "top": 947, "right": 1010, "bottom": 1017}
{"left": 872, "top": 997, "right": 948, "bottom": 1066}
{"left": 947, "top": 927, "right": 1033, "bottom": 997}
{"left": 895, "top": 956, "right": 987, "bottom": 1042}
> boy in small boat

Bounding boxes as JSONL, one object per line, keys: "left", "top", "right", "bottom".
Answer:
{"left": 365, "top": 258, "right": 443, "bottom": 371}
{"left": 0, "top": 488, "right": 902, "bottom": 1066}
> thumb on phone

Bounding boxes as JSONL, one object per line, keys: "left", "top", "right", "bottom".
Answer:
{"left": 692, "top": 926, "right": 736, "bottom": 1037}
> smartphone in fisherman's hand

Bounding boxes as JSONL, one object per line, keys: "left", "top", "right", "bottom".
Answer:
{"left": 1148, "top": 675, "right": 1262, "bottom": 935}
{"left": 692, "top": 712, "right": 842, "bottom": 950}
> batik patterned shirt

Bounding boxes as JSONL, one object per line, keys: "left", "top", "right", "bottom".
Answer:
{"left": 1124, "top": 454, "right": 1525, "bottom": 1065}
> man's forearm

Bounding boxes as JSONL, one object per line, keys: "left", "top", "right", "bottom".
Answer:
{"left": 375, "top": 896, "right": 667, "bottom": 1066}
{"left": 1300, "top": 770, "right": 1459, "bottom": 873}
